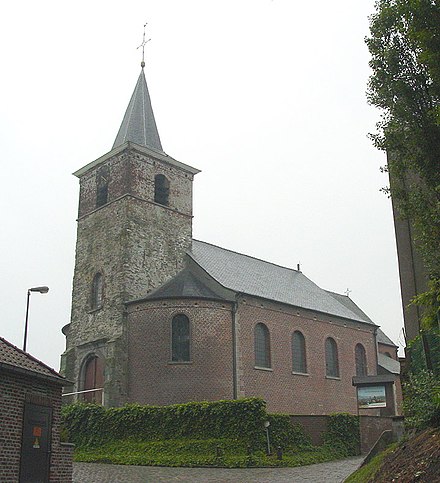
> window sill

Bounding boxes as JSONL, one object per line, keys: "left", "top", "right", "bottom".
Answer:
{"left": 325, "top": 375, "right": 341, "bottom": 380}
{"left": 254, "top": 366, "right": 273, "bottom": 372}
{"left": 292, "top": 371, "right": 309, "bottom": 377}
{"left": 168, "top": 361, "right": 193, "bottom": 365}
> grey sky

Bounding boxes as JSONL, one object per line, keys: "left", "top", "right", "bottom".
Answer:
{"left": 0, "top": 0, "right": 404, "bottom": 370}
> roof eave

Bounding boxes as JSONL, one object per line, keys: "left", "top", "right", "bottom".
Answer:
{"left": 73, "top": 142, "right": 201, "bottom": 178}
{"left": 0, "top": 362, "right": 70, "bottom": 386}
{"left": 125, "top": 294, "right": 231, "bottom": 305}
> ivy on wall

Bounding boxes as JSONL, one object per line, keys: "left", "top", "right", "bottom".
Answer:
{"left": 62, "top": 399, "right": 360, "bottom": 457}
{"left": 62, "top": 398, "right": 268, "bottom": 447}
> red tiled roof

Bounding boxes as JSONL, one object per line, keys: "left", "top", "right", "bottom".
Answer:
{"left": 0, "top": 336, "right": 65, "bottom": 384}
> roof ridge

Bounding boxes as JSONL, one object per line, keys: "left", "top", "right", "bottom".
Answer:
{"left": 0, "top": 336, "right": 63, "bottom": 378}
{"left": 192, "top": 239, "right": 301, "bottom": 274}
{"left": 324, "top": 289, "right": 348, "bottom": 298}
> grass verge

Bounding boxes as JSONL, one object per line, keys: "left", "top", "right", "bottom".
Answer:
{"left": 344, "top": 443, "right": 398, "bottom": 483}
{"left": 74, "top": 437, "right": 349, "bottom": 468}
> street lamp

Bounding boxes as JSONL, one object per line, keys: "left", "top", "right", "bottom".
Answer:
{"left": 23, "top": 286, "right": 49, "bottom": 352}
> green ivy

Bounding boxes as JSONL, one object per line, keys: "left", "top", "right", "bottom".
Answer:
{"left": 408, "top": 330, "right": 440, "bottom": 376}
{"left": 62, "top": 398, "right": 268, "bottom": 448}
{"left": 267, "top": 414, "right": 311, "bottom": 449}
{"left": 323, "top": 413, "right": 360, "bottom": 456}
{"left": 403, "top": 369, "right": 440, "bottom": 429}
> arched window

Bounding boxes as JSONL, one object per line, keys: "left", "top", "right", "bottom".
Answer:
{"left": 254, "top": 323, "right": 271, "bottom": 368}
{"left": 91, "top": 273, "right": 103, "bottom": 310}
{"left": 325, "top": 337, "right": 339, "bottom": 378}
{"left": 83, "top": 355, "right": 104, "bottom": 403}
{"left": 154, "top": 174, "right": 170, "bottom": 206}
{"left": 292, "top": 331, "right": 307, "bottom": 373}
{"left": 355, "top": 343, "right": 367, "bottom": 376}
{"left": 96, "top": 166, "right": 109, "bottom": 207}
{"left": 171, "top": 314, "right": 190, "bottom": 362}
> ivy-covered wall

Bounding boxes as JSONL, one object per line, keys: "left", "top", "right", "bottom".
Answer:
{"left": 62, "top": 398, "right": 268, "bottom": 447}
{"left": 62, "top": 398, "right": 361, "bottom": 456}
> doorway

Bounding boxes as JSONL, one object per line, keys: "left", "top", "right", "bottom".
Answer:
{"left": 19, "top": 403, "right": 52, "bottom": 483}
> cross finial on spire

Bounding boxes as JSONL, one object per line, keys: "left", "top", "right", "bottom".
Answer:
{"left": 344, "top": 288, "right": 352, "bottom": 297}
{"left": 137, "top": 22, "right": 151, "bottom": 69}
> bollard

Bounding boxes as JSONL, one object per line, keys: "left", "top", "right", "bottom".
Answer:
{"left": 277, "top": 446, "right": 283, "bottom": 460}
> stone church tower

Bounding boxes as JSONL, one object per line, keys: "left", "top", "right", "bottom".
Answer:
{"left": 61, "top": 66, "right": 199, "bottom": 406}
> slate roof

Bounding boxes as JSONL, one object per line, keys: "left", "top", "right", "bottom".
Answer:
{"left": 377, "top": 353, "right": 401, "bottom": 375}
{"left": 325, "top": 290, "right": 374, "bottom": 323}
{"left": 0, "top": 336, "right": 66, "bottom": 384}
{"left": 133, "top": 268, "right": 227, "bottom": 302}
{"left": 189, "top": 240, "right": 375, "bottom": 324}
{"left": 112, "top": 68, "right": 163, "bottom": 152}
{"left": 376, "top": 328, "right": 398, "bottom": 347}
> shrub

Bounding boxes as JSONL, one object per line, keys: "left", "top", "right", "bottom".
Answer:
{"left": 266, "top": 414, "right": 311, "bottom": 449}
{"left": 408, "top": 331, "right": 440, "bottom": 376}
{"left": 403, "top": 369, "right": 440, "bottom": 429}
{"left": 323, "top": 413, "right": 360, "bottom": 456}
{"left": 62, "top": 398, "right": 268, "bottom": 447}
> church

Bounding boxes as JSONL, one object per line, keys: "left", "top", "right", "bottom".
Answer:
{"left": 60, "top": 63, "right": 401, "bottom": 415}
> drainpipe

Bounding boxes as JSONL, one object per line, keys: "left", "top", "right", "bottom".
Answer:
{"left": 232, "top": 300, "right": 238, "bottom": 399}
{"left": 374, "top": 326, "right": 379, "bottom": 374}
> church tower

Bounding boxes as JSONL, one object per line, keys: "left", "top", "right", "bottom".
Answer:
{"left": 61, "top": 65, "right": 200, "bottom": 406}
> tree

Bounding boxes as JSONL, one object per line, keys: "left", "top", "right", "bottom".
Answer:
{"left": 366, "top": 0, "right": 440, "bottom": 331}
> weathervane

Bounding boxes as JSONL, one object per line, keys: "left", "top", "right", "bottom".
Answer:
{"left": 137, "top": 22, "right": 151, "bottom": 68}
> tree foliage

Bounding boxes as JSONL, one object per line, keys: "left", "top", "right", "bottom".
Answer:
{"left": 366, "top": 0, "right": 440, "bottom": 328}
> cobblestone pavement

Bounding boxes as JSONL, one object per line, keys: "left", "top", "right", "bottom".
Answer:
{"left": 73, "top": 456, "right": 363, "bottom": 482}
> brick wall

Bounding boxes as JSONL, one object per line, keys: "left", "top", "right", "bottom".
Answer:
{"left": 126, "top": 293, "right": 381, "bottom": 415}
{"left": 0, "top": 370, "right": 72, "bottom": 483}
{"left": 290, "top": 414, "right": 402, "bottom": 454}
{"left": 290, "top": 415, "right": 329, "bottom": 446}
{"left": 127, "top": 299, "right": 235, "bottom": 405}
{"left": 236, "top": 295, "right": 378, "bottom": 414}
{"left": 359, "top": 416, "right": 393, "bottom": 454}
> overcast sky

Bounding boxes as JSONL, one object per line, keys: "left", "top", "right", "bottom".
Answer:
{"left": 0, "top": 0, "right": 405, "bottom": 371}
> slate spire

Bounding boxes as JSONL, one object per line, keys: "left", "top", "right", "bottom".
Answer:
{"left": 112, "top": 67, "right": 163, "bottom": 151}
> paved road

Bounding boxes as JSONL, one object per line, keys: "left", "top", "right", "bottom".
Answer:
{"left": 73, "top": 456, "right": 363, "bottom": 482}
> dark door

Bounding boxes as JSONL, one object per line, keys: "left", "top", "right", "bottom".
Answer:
{"left": 19, "top": 403, "right": 52, "bottom": 483}
{"left": 84, "top": 355, "right": 104, "bottom": 402}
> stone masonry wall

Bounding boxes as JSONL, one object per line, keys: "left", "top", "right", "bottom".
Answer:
{"left": 64, "top": 145, "right": 195, "bottom": 406}
{"left": 0, "top": 371, "right": 72, "bottom": 483}
{"left": 236, "top": 295, "right": 378, "bottom": 414}
{"left": 127, "top": 299, "right": 234, "bottom": 405}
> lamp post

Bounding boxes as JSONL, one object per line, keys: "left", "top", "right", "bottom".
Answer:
{"left": 23, "top": 286, "right": 49, "bottom": 352}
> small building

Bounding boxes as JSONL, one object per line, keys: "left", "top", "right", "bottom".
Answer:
{"left": 0, "top": 337, "right": 73, "bottom": 483}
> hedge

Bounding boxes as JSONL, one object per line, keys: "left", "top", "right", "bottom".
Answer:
{"left": 62, "top": 399, "right": 359, "bottom": 456}
{"left": 62, "top": 398, "right": 268, "bottom": 447}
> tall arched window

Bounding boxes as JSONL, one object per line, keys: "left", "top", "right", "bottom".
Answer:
{"left": 292, "top": 331, "right": 307, "bottom": 373}
{"left": 254, "top": 323, "right": 271, "bottom": 368}
{"left": 154, "top": 174, "right": 170, "bottom": 206}
{"left": 91, "top": 273, "right": 103, "bottom": 310}
{"left": 172, "top": 314, "right": 190, "bottom": 362}
{"left": 96, "top": 166, "right": 109, "bottom": 207}
{"left": 355, "top": 344, "right": 367, "bottom": 376}
{"left": 83, "top": 355, "right": 104, "bottom": 403}
{"left": 325, "top": 337, "right": 339, "bottom": 378}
